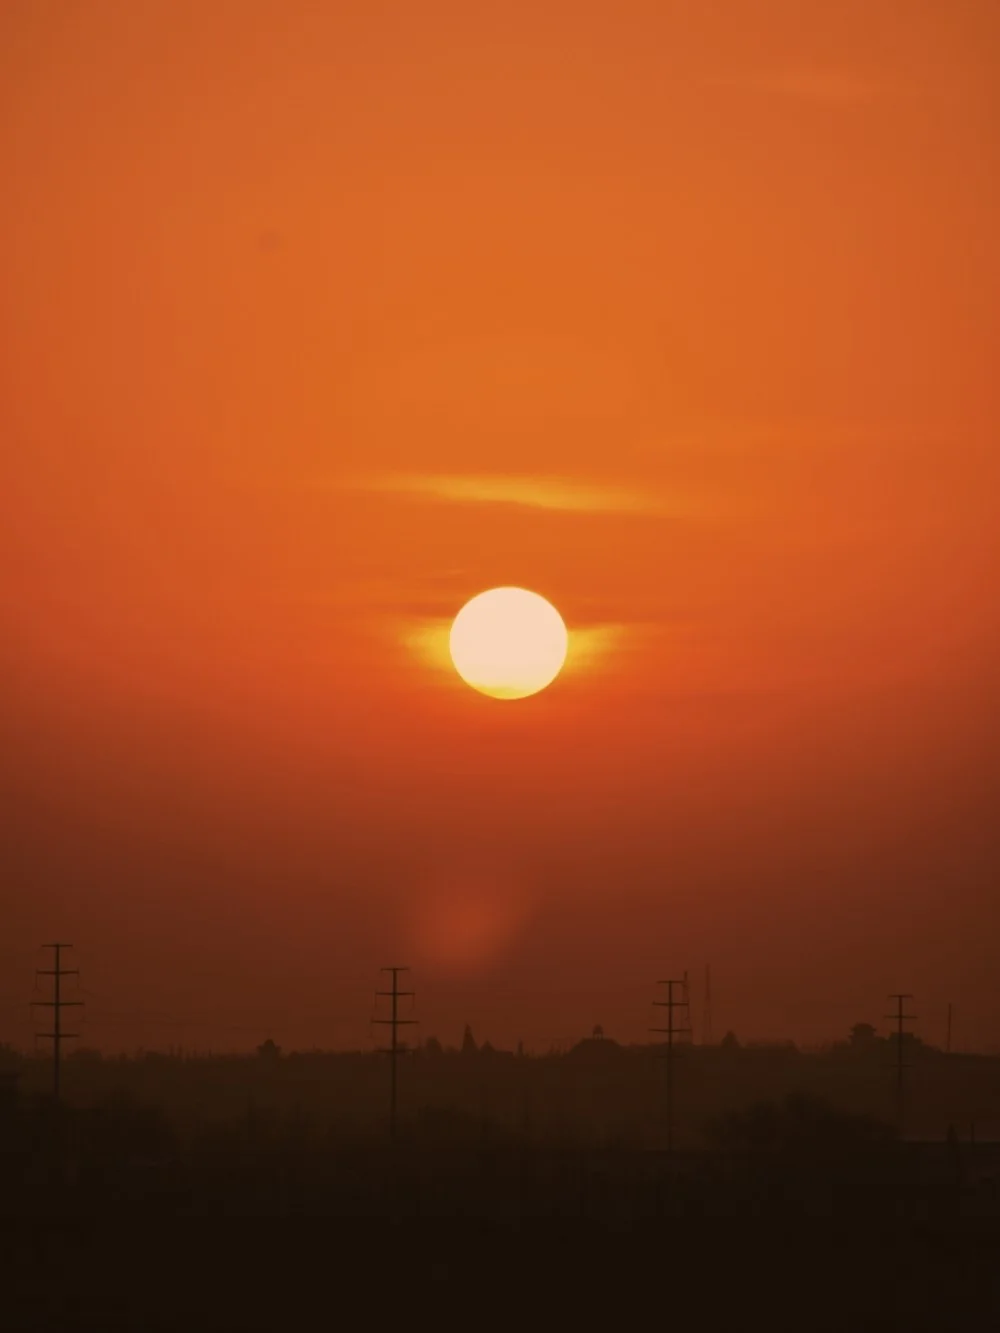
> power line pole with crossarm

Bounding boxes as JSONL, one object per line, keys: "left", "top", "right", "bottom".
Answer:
{"left": 651, "top": 977, "right": 692, "bottom": 1155}
{"left": 33, "top": 943, "right": 83, "bottom": 1101}
{"left": 375, "top": 967, "right": 416, "bottom": 1141}
{"left": 885, "top": 993, "right": 916, "bottom": 1137}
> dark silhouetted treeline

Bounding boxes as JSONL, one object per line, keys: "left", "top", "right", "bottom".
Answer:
{"left": 2, "top": 1069, "right": 998, "bottom": 1224}
{"left": 3, "top": 1032, "right": 999, "bottom": 1147}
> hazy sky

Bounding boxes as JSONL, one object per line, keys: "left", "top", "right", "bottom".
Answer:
{"left": 2, "top": 1, "right": 998, "bottom": 1054}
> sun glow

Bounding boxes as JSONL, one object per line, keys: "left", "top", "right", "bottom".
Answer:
{"left": 449, "top": 587, "right": 568, "bottom": 700}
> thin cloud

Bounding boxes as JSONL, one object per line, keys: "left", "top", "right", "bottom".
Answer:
{"left": 711, "top": 68, "right": 883, "bottom": 106}
{"left": 762, "top": 69, "right": 879, "bottom": 105}
{"left": 350, "top": 472, "right": 682, "bottom": 516}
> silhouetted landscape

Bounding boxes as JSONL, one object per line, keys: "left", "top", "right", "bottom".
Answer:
{"left": 3, "top": 1031, "right": 999, "bottom": 1325}
{"left": 5, "top": 1024, "right": 1000, "bottom": 1150}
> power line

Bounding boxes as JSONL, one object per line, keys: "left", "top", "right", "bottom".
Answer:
{"left": 32, "top": 944, "right": 83, "bottom": 1100}
{"left": 374, "top": 967, "right": 416, "bottom": 1141}
{"left": 650, "top": 977, "right": 692, "bottom": 1155}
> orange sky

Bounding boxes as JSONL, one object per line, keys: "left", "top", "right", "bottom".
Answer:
{"left": 2, "top": 1, "right": 998, "bottom": 1054}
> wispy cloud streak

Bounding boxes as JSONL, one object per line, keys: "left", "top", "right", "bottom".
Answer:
{"left": 348, "top": 472, "right": 682, "bottom": 516}
{"left": 708, "top": 68, "right": 884, "bottom": 106}
{"left": 760, "top": 69, "right": 879, "bottom": 105}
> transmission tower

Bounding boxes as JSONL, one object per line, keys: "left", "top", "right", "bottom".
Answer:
{"left": 375, "top": 967, "right": 416, "bottom": 1141}
{"left": 33, "top": 943, "right": 83, "bottom": 1100}
{"left": 885, "top": 993, "right": 916, "bottom": 1137}
{"left": 650, "top": 977, "right": 692, "bottom": 1154}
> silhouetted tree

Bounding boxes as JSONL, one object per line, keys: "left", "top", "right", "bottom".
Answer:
{"left": 423, "top": 1036, "right": 443, "bottom": 1056}
{"left": 68, "top": 1047, "right": 103, "bottom": 1065}
{"left": 849, "top": 1022, "right": 878, "bottom": 1049}
{"left": 256, "top": 1038, "right": 281, "bottom": 1060}
{"left": 0, "top": 1069, "right": 19, "bottom": 1110}
{"left": 461, "top": 1025, "right": 478, "bottom": 1056}
{"left": 706, "top": 1094, "right": 896, "bottom": 1154}
{"left": 720, "top": 1030, "right": 741, "bottom": 1051}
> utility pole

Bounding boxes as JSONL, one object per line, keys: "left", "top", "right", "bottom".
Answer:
{"left": 682, "top": 970, "right": 693, "bottom": 1042}
{"left": 703, "top": 964, "right": 714, "bottom": 1047}
{"left": 885, "top": 993, "right": 916, "bottom": 1138}
{"left": 33, "top": 943, "right": 83, "bottom": 1100}
{"left": 375, "top": 967, "right": 416, "bottom": 1142}
{"left": 651, "top": 978, "right": 692, "bottom": 1155}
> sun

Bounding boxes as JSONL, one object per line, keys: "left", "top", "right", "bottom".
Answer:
{"left": 449, "top": 587, "right": 568, "bottom": 699}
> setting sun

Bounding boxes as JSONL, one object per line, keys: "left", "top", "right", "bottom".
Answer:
{"left": 449, "top": 588, "right": 569, "bottom": 700}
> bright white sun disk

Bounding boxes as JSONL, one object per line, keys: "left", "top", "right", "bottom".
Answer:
{"left": 449, "top": 587, "right": 568, "bottom": 700}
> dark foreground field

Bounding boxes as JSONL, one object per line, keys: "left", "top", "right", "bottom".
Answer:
{"left": 4, "top": 1216, "right": 999, "bottom": 1330}
{"left": 2, "top": 1093, "right": 999, "bottom": 1328}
